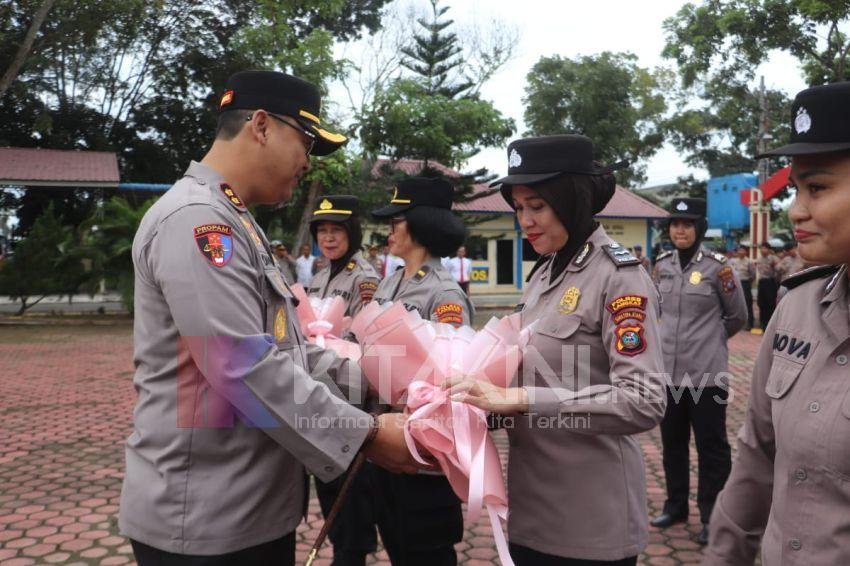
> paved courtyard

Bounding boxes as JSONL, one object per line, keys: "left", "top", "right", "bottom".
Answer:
{"left": 0, "top": 321, "right": 764, "bottom": 565}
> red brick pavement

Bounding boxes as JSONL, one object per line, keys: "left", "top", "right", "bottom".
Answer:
{"left": 0, "top": 324, "right": 764, "bottom": 565}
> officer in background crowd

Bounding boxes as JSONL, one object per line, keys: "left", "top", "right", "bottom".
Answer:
{"left": 706, "top": 80, "right": 850, "bottom": 566}
{"left": 756, "top": 242, "right": 780, "bottom": 328}
{"left": 650, "top": 198, "right": 747, "bottom": 546}
{"left": 119, "top": 70, "right": 420, "bottom": 566}
{"left": 306, "top": 195, "right": 380, "bottom": 566}
{"left": 271, "top": 239, "right": 297, "bottom": 283}
{"left": 729, "top": 245, "right": 756, "bottom": 330}
{"left": 362, "top": 177, "right": 472, "bottom": 565}
{"left": 633, "top": 244, "right": 652, "bottom": 272}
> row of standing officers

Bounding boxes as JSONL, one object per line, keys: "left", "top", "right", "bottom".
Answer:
{"left": 120, "top": 69, "right": 850, "bottom": 566}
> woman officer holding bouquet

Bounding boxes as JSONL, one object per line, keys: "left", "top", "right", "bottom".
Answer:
{"left": 306, "top": 194, "right": 381, "bottom": 566}
{"left": 447, "top": 135, "right": 667, "bottom": 565}
{"left": 363, "top": 176, "right": 473, "bottom": 565}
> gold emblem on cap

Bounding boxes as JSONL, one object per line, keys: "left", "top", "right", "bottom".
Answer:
{"left": 390, "top": 186, "right": 411, "bottom": 205}
{"left": 559, "top": 286, "right": 581, "bottom": 314}
{"left": 690, "top": 271, "right": 702, "bottom": 285}
{"left": 299, "top": 109, "right": 320, "bottom": 124}
{"left": 319, "top": 199, "right": 333, "bottom": 210}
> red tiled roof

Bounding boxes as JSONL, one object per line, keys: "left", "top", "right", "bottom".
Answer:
{"left": 368, "top": 157, "right": 668, "bottom": 219}
{"left": 0, "top": 147, "right": 119, "bottom": 186}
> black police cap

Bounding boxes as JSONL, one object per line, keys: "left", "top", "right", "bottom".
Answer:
{"left": 310, "top": 195, "right": 358, "bottom": 224}
{"left": 371, "top": 177, "right": 455, "bottom": 218}
{"left": 219, "top": 70, "right": 346, "bottom": 156}
{"left": 668, "top": 197, "right": 706, "bottom": 220}
{"left": 760, "top": 81, "right": 850, "bottom": 157}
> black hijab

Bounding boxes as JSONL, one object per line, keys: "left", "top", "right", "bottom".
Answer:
{"left": 670, "top": 218, "right": 708, "bottom": 269}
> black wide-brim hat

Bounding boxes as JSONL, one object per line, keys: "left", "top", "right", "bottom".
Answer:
{"left": 372, "top": 177, "right": 455, "bottom": 218}
{"left": 491, "top": 134, "right": 629, "bottom": 187}
{"left": 759, "top": 81, "right": 850, "bottom": 157}
{"left": 667, "top": 197, "right": 706, "bottom": 221}
{"left": 310, "top": 195, "right": 358, "bottom": 224}
{"left": 219, "top": 70, "right": 347, "bottom": 156}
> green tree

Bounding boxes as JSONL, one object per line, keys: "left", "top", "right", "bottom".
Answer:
{"left": 522, "top": 52, "right": 670, "bottom": 187}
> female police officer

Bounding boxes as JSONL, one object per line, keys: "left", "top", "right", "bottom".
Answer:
{"left": 363, "top": 176, "right": 473, "bottom": 566}
{"left": 706, "top": 82, "right": 850, "bottom": 565}
{"left": 447, "top": 135, "right": 667, "bottom": 565}
{"left": 649, "top": 198, "right": 747, "bottom": 545}
{"left": 306, "top": 195, "right": 381, "bottom": 566}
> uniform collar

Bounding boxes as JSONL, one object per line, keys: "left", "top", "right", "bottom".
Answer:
{"left": 184, "top": 161, "right": 248, "bottom": 212}
{"left": 565, "top": 225, "right": 607, "bottom": 273}
{"left": 820, "top": 265, "right": 849, "bottom": 343}
{"left": 672, "top": 246, "right": 706, "bottom": 272}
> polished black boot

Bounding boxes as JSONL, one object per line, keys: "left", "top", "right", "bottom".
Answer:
{"left": 650, "top": 512, "right": 687, "bottom": 528}
{"left": 696, "top": 523, "right": 709, "bottom": 545}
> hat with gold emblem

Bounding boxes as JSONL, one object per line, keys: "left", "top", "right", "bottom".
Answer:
{"left": 310, "top": 195, "right": 357, "bottom": 224}
{"left": 371, "top": 177, "right": 455, "bottom": 218}
{"left": 218, "top": 70, "right": 347, "bottom": 156}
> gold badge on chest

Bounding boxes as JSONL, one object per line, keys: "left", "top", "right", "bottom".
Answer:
{"left": 689, "top": 271, "right": 702, "bottom": 285}
{"left": 559, "top": 286, "right": 581, "bottom": 314}
{"left": 274, "top": 307, "right": 287, "bottom": 341}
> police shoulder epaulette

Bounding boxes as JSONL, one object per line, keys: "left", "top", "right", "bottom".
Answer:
{"left": 413, "top": 265, "right": 431, "bottom": 281}
{"left": 781, "top": 264, "right": 842, "bottom": 290}
{"left": 656, "top": 250, "right": 673, "bottom": 262}
{"left": 602, "top": 243, "right": 641, "bottom": 267}
{"left": 709, "top": 252, "right": 728, "bottom": 264}
{"left": 219, "top": 183, "right": 247, "bottom": 211}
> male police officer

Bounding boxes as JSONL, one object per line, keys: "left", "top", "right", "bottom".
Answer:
{"left": 120, "top": 70, "right": 421, "bottom": 566}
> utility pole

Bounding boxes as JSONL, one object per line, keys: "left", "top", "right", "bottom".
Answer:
{"left": 750, "top": 76, "right": 771, "bottom": 261}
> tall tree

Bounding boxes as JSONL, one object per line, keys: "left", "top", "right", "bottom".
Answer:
{"left": 0, "top": 0, "right": 56, "bottom": 100}
{"left": 522, "top": 51, "right": 670, "bottom": 187}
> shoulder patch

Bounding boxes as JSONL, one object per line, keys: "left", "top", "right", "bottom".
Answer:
{"left": 710, "top": 252, "right": 728, "bottom": 264}
{"left": 194, "top": 224, "right": 233, "bottom": 268}
{"left": 602, "top": 243, "right": 641, "bottom": 267}
{"left": 782, "top": 264, "right": 842, "bottom": 290}
{"left": 220, "top": 183, "right": 246, "bottom": 211}
{"left": 615, "top": 323, "right": 647, "bottom": 356}
{"left": 717, "top": 266, "right": 737, "bottom": 294}
{"left": 607, "top": 295, "right": 648, "bottom": 314}
{"left": 434, "top": 303, "right": 464, "bottom": 326}
{"left": 359, "top": 280, "right": 378, "bottom": 303}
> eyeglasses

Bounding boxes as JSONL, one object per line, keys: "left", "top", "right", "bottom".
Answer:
{"left": 389, "top": 216, "right": 406, "bottom": 233}
{"left": 248, "top": 111, "right": 316, "bottom": 155}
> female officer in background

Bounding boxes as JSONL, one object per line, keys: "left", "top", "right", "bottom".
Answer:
{"left": 361, "top": 176, "right": 473, "bottom": 565}
{"left": 447, "top": 135, "right": 667, "bottom": 565}
{"left": 306, "top": 195, "right": 381, "bottom": 566}
{"left": 649, "top": 198, "right": 747, "bottom": 546}
{"left": 706, "top": 82, "right": 850, "bottom": 565}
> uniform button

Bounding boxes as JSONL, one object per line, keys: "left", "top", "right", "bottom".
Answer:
{"left": 789, "top": 538, "right": 802, "bottom": 551}
{"left": 324, "top": 465, "right": 333, "bottom": 473}
{"left": 794, "top": 468, "right": 807, "bottom": 481}
{"left": 341, "top": 444, "right": 350, "bottom": 453}
{"left": 836, "top": 354, "right": 848, "bottom": 366}
{"left": 809, "top": 402, "right": 820, "bottom": 413}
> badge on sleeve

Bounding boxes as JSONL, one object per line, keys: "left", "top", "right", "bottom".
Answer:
{"left": 606, "top": 295, "right": 647, "bottom": 315}
{"left": 194, "top": 224, "right": 233, "bottom": 268}
{"left": 359, "top": 280, "right": 378, "bottom": 303}
{"left": 615, "top": 324, "right": 646, "bottom": 356}
{"left": 558, "top": 287, "right": 581, "bottom": 314}
{"left": 434, "top": 303, "right": 464, "bottom": 325}
{"left": 717, "top": 266, "right": 737, "bottom": 294}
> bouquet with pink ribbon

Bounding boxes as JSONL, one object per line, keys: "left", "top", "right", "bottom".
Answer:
{"left": 290, "top": 284, "right": 361, "bottom": 361}
{"left": 350, "top": 301, "right": 534, "bottom": 566}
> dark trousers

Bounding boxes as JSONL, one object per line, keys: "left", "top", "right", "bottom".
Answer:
{"left": 458, "top": 281, "right": 470, "bottom": 295}
{"left": 371, "top": 466, "right": 463, "bottom": 566}
{"left": 509, "top": 544, "right": 637, "bottom": 566}
{"left": 315, "top": 462, "right": 378, "bottom": 566}
{"left": 741, "top": 279, "right": 754, "bottom": 329}
{"left": 757, "top": 278, "right": 778, "bottom": 330}
{"left": 131, "top": 533, "right": 294, "bottom": 566}
{"left": 660, "top": 386, "right": 732, "bottom": 524}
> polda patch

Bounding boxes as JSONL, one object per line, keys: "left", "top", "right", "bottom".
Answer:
{"left": 615, "top": 323, "right": 646, "bottom": 356}
{"left": 194, "top": 224, "right": 233, "bottom": 268}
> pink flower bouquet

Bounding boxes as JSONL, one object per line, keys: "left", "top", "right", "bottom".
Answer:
{"left": 350, "top": 301, "right": 535, "bottom": 566}
{"left": 290, "top": 284, "right": 361, "bottom": 361}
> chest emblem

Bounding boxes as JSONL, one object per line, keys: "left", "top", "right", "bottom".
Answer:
{"left": 558, "top": 286, "right": 581, "bottom": 315}
{"left": 689, "top": 271, "right": 702, "bottom": 285}
{"left": 274, "top": 307, "right": 287, "bottom": 341}
{"left": 193, "top": 224, "right": 233, "bottom": 268}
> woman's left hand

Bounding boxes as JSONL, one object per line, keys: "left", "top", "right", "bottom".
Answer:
{"left": 443, "top": 376, "right": 529, "bottom": 414}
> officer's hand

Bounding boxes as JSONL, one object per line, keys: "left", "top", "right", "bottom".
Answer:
{"left": 443, "top": 377, "right": 529, "bottom": 414}
{"left": 362, "top": 413, "right": 433, "bottom": 475}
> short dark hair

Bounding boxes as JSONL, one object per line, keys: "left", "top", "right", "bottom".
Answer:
{"left": 216, "top": 111, "right": 251, "bottom": 140}
{"left": 403, "top": 206, "right": 466, "bottom": 257}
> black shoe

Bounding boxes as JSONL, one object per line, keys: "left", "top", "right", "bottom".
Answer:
{"left": 697, "top": 523, "right": 709, "bottom": 545}
{"left": 650, "top": 512, "right": 687, "bottom": 528}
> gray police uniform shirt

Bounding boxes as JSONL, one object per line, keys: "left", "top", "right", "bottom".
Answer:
{"left": 119, "top": 161, "right": 371, "bottom": 555}
{"left": 706, "top": 266, "right": 850, "bottom": 566}
{"left": 510, "top": 226, "right": 666, "bottom": 560}
{"left": 307, "top": 251, "right": 380, "bottom": 318}
{"left": 653, "top": 247, "right": 748, "bottom": 388}
{"left": 370, "top": 257, "right": 474, "bottom": 327}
